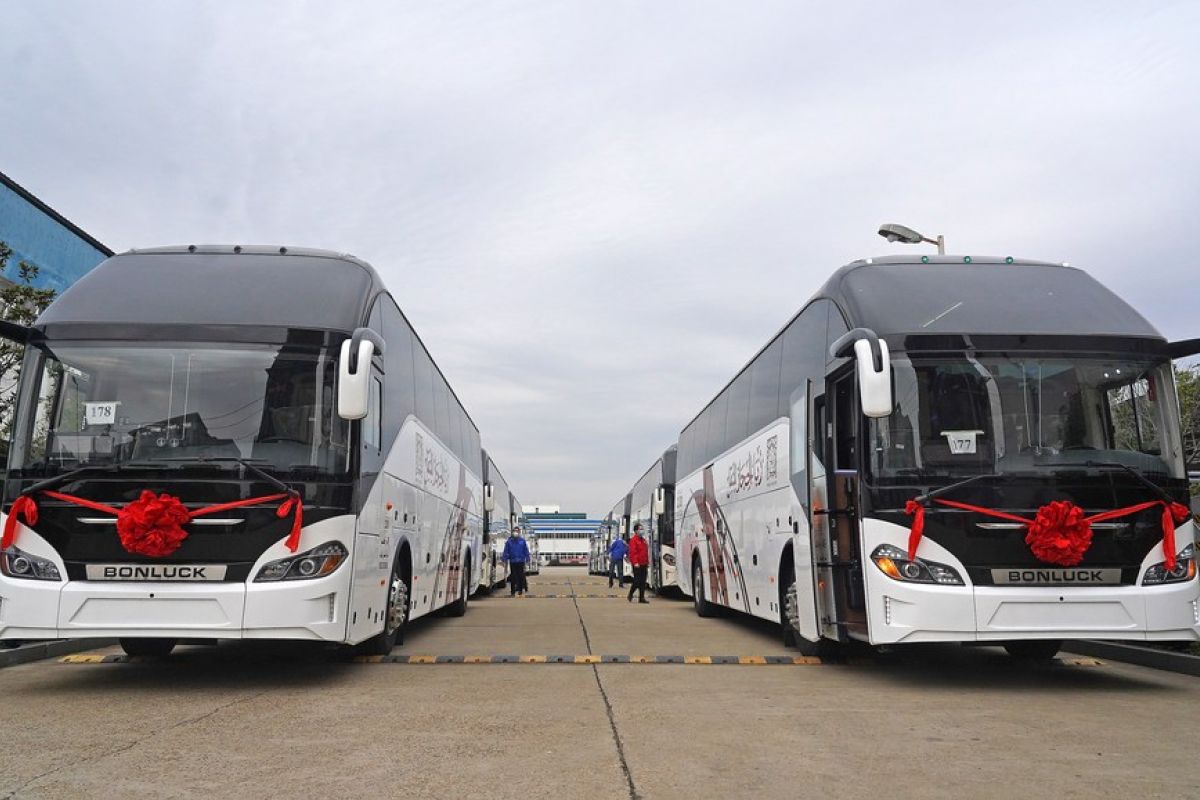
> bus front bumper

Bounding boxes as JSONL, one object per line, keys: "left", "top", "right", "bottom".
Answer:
{"left": 862, "top": 519, "right": 1200, "bottom": 645}
{"left": 0, "top": 570, "right": 352, "bottom": 643}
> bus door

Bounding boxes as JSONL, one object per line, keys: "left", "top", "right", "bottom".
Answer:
{"left": 788, "top": 382, "right": 825, "bottom": 642}
{"left": 827, "top": 372, "right": 867, "bottom": 638}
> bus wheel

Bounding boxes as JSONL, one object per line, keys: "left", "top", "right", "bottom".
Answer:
{"left": 119, "top": 638, "right": 177, "bottom": 658}
{"left": 1003, "top": 640, "right": 1061, "bottom": 662}
{"left": 781, "top": 575, "right": 799, "bottom": 648}
{"left": 362, "top": 568, "right": 409, "bottom": 655}
{"left": 692, "top": 559, "right": 714, "bottom": 618}
{"left": 446, "top": 559, "right": 470, "bottom": 618}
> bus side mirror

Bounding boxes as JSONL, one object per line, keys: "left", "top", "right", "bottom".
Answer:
{"left": 855, "top": 338, "right": 892, "bottom": 418}
{"left": 337, "top": 327, "right": 385, "bottom": 420}
{"left": 1168, "top": 339, "right": 1200, "bottom": 359}
{"left": 0, "top": 321, "right": 31, "bottom": 344}
{"left": 831, "top": 327, "right": 892, "bottom": 418}
{"left": 653, "top": 487, "right": 666, "bottom": 516}
{"left": 484, "top": 484, "right": 495, "bottom": 512}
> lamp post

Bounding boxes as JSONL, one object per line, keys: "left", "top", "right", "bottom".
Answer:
{"left": 878, "top": 223, "right": 945, "bottom": 255}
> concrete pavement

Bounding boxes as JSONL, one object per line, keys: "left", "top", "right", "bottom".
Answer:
{"left": 1, "top": 567, "right": 1198, "bottom": 799}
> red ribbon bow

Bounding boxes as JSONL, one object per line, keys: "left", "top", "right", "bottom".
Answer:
{"left": 3, "top": 489, "right": 304, "bottom": 557}
{"left": 904, "top": 497, "right": 1191, "bottom": 570}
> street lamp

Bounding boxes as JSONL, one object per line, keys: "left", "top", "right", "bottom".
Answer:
{"left": 878, "top": 223, "right": 945, "bottom": 255}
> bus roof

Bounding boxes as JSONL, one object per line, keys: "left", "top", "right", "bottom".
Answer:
{"left": 36, "top": 245, "right": 383, "bottom": 332}
{"left": 823, "top": 256, "right": 1161, "bottom": 339}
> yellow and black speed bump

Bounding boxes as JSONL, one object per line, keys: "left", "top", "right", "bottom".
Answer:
{"left": 350, "top": 653, "right": 823, "bottom": 665}
{"left": 59, "top": 653, "right": 1108, "bottom": 667}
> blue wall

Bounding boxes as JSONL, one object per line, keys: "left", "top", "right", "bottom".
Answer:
{"left": 0, "top": 177, "right": 110, "bottom": 294}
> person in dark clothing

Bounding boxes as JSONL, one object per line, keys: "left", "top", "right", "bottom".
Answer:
{"left": 627, "top": 523, "right": 650, "bottom": 604}
{"left": 502, "top": 527, "right": 531, "bottom": 596}
{"left": 608, "top": 534, "right": 629, "bottom": 588}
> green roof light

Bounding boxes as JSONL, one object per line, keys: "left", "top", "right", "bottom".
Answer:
{"left": 921, "top": 255, "right": 930, "bottom": 264}
{"left": 963, "top": 256, "right": 972, "bottom": 264}
{"left": 1005, "top": 256, "right": 1014, "bottom": 264}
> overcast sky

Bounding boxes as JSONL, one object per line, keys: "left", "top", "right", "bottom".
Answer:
{"left": 3, "top": 1, "right": 1198, "bottom": 514}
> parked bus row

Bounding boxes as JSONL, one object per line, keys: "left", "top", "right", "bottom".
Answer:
{"left": 0, "top": 245, "right": 526, "bottom": 657}
{"left": 617, "top": 254, "right": 1199, "bottom": 659}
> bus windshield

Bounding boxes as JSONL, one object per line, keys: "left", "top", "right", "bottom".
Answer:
{"left": 11, "top": 341, "right": 350, "bottom": 478}
{"left": 868, "top": 354, "right": 1184, "bottom": 482}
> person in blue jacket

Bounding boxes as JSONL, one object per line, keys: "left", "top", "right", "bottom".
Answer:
{"left": 502, "top": 526, "right": 531, "bottom": 596}
{"left": 608, "top": 534, "right": 629, "bottom": 589}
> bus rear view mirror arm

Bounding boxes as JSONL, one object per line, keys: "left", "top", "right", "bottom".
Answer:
{"left": 830, "top": 327, "right": 893, "bottom": 418}
{"left": 337, "top": 327, "right": 385, "bottom": 420}
{"left": 0, "top": 320, "right": 32, "bottom": 344}
{"left": 1168, "top": 338, "right": 1200, "bottom": 359}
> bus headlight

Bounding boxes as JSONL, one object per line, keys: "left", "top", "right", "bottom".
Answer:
{"left": 1142, "top": 544, "right": 1197, "bottom": 586}
{"left": 871, "top": 544, "right": 963, "bottom": 586}
{"left": 254, "top": 542, "right": 348, "bottom": 582}
{"left": 1, "top": 547, "right": 62, "bottom": 581}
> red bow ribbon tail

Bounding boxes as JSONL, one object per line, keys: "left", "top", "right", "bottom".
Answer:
{"left": 2, "top": 495, "right": 39, "bottom": 550}
{"left": 904, "top": 500, "right": 926, "bottom": 561}
{"left": 278, "top": 495, "right": 303, "bottom": 552}
{"left": 1160, "top": 502, "right": 1190, "bottom": 573}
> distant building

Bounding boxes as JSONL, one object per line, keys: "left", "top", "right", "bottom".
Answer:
{"left": 0, "top": 170, "right": 112, "bottom": 293}
{"left": 522, "top": 508, "right": 601, "bottom": 565}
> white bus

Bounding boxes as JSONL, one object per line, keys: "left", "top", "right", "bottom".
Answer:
{"left": 675, "top": 255, "right": 1199, "bottom": 660}
{"left": 481, "top": 453, "right": 512, "bottom": 591}
{"left": 626, "top": 446, "right": 677, "bottom": 594}
{"left": 597, "top": 495, "right": 629, "bottom": 579}
{"left": 0, "top": 244, "right": 504, "bottom": 657}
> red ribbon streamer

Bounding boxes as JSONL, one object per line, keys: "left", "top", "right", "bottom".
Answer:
{"left": 904, "top": 497, "right": 1190, "bottom": 570}
{"left": 2, "top": 489, "right": 304, "bottom": 554}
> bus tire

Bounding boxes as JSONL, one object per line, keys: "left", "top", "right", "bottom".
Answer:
{"left": 119, "top": 637, "right": 177, "bottom": 658}
{"left": 780, "top": 564, "right": 798, "bottom": 648}
{"left": 361, "top": 561, "right": 410, "bottom": 655}
{"left": 446, "top": 556, "right": 470, "bottom": 617}
{"left": 692, "top": 557, "right": 714, "bottom": 618}
{"left": 1003, "top": 640, "right": 1061, "bottom": 662}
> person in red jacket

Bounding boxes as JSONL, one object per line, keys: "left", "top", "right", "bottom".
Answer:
{"left": 627, "top": 523, "right": 650, "bottom": 604}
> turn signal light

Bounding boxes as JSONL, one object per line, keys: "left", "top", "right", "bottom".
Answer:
{"left": 876, "top": 557, "right": 902, "bottom": 579}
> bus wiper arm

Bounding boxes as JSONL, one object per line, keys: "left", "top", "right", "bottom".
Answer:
{"left": 913, "top": 473, "right": 1009, "bottom": 504}
{"left": 23, "top": 462, "right": 156, "bottom": 495}
{"left": 154, "top": 456, "right": 295, "bottom": 495}
{"left": 1042, "top": 460, "right": 1177, "bottom": 506}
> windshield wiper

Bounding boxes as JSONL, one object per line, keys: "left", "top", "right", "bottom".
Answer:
{"left": 151, "top": 456, "right": 295, "bottom": 495}
{"left": 1042, "top": 460, "right": 1178, "bottom": 506}
{"left": 22, "top": 462, "right": 158, "bottom": 495}
{"left": 912, "top": 472, "right": 1010, "bottom": 504}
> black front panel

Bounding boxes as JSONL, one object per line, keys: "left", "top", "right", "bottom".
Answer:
{"left": 866, "top": 476, "right": 1190, "bottom": 585}
{"left": 4, "top": 474, "right": 353, "bottom": 582}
